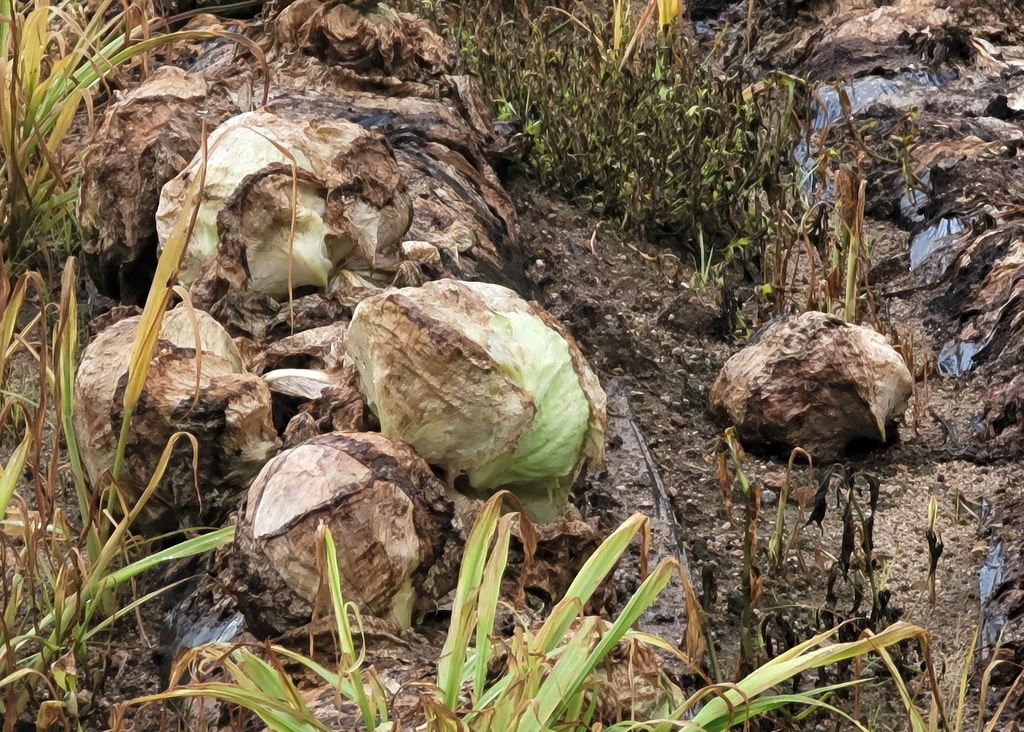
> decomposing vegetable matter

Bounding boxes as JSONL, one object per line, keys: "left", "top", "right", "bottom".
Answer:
{"left": 346, "top": 279, "right": 606, "bottom": 522}
{"left": 227, "top": 431, "right": 464, "bottom": 635}
{"left": 78, "top": 65, "right": 252, "bottom": 303}
{"left": 155, "top": 108, "right": 411, "bottom": 304}
{"left": 72, "top": 307, "right": 279, "bottom": 532}
{"left": 710, "top": 311, "right": 913, "bottom": 460}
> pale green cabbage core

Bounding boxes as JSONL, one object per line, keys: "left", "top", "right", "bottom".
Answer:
{"left": 184, "top": 127, "right": 314, "bottom": 286}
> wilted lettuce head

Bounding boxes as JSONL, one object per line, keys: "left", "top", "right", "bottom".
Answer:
{"left": 346, "top": 279, "right": 606, "bottom": 522}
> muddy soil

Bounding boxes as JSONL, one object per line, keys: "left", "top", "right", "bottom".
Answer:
{"left": 530, "top": 0, "right": 1024, "bottom": 722}
{"left": 512, "top": 174, "right": 1014, "bottom": 720}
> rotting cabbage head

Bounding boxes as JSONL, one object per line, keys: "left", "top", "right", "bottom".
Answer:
{"left": 226, "top": 432, "right": 463, "bottom": 635}
{"left": 72, "top": 306, "right": 280, "bottom": 533}
{"left": 346, "top": 279, "right": 606, "bottom": 522}
{"left": 155, "top": 109, "right": 411, "bottom": 301}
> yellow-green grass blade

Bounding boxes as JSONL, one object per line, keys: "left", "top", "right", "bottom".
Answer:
{"left": 437, "top": 492, "right": 506, "bottom": 708}
{"left": 693, "top": 621, "right": 931, "bottom": 731}
{"left": 0, "top": 434, "right": 31, "bottom": 518}
{"left": 473, "top": 513, "right": 515, "bottom": 701}
{"left": 520, "top": 559, "right": 677, "bottom": 732}
{"left": 323, "top": 527, "right": 375, "bottom": 730}
{"left": 534, "top": 512, "right": 650, "bottom": 654}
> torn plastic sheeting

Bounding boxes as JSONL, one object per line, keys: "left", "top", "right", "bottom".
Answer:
{"left": 811, "top": 77, "right": 907, "bottom": 132}
{"left": 809, "top": 71, "right": 955, "bottom": 133}
{"left": 937, "top": 334, "right": 994, "bottom": 377}
{"left": 943, "top": 233, "right": 1024, "bottom": 375}
{"left": 980, "top": 538, "right": 1005, "bottom": 649}
{"left": 797, "top": 72, "right": 955, "bottom": 201}
{"left": 909, "top": 215, "right": 967, "bottom": 272}
{"left": 899, "top": 169, "right": 931, "bottom": 224}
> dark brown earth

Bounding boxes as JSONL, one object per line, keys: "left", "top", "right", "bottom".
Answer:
{"left": 513, "top": 175, "right": 1000, "bottom": 719}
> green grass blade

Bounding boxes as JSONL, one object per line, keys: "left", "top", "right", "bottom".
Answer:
{"left": 103, "top": 526, "right": 234, "bottom": 590}
{"left": 473, "top": 513, "right": 514, "bottom": 700}
{"left": 522, "top": 559, "right": 677, "bottom": 732}
{"left": 693, "top": 622, "right": 930, "bottom": 728}
{"left": 0, "top": 273, "right": 29, "bottom": 373}
{"left": 0, "top": 435, "right": 31, "bottom": 517}
{"left": 53, "top": 257, "right": 98, "bottom": 561}
{"left": 322, "top": 527, "right": 375, "bottom": 730}
{"left": 522, "top": 617, "right": 602, "bottom": 732}
{"left": 437, "top": 492, "right": 506, "bottom": 708}
{"left": 535, "top": 512, "right": 649, "bottom": 654}
{"left": 270, "top": 647, "right": 344, "bottom": 691}
{"left": 134, "top": 684, "right": 329, "bottom": 732}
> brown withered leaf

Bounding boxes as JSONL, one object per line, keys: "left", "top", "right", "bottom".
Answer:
{"left": 156, "top": 110, "right": 412, "bottom": 305}
{"left": 280, "top": 365, "right": 369, "bottom": 449}
{"left": 272, "top": 0, "right": 455, "bottom": 84}
{"left": 210, "top": 291, "right": 351, "bottom": 344}
{"left": 78, "top": 65, "right": 252, "bottom": 303}
{"left": 262, "top": 321, "right": 350, "bottom": 372}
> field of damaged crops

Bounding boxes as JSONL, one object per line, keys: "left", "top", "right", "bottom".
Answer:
{"left": 4, "top": 0, "right": 1024, "bottom": 730}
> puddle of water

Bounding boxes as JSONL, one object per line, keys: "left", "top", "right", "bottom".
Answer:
{"left": 909, "top": 216, "right": 967, "bottom": 272}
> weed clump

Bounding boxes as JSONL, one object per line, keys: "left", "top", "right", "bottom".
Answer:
{"left": 424, "top": 1, "right": 799, "bottom": 256}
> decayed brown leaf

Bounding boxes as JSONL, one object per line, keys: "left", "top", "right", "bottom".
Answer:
{"left": 261, "top": 321, "right": 350, "bottom": 372}
{"left": 271, "top": 0, "right": 455, "bottom": 84}
{"left": 210, "top": 291, "right": 351, "bottom": 342}
{"left": 279, "top": 367, "right": 369, "bottom": 448}
{"left": 980, "top": 373, "right": 1024, "bottom": 459}
{"left": 510, "top": 516, "right": 603, "bottom": 605}
{"left": 264, "top": 92, "right": 523, "bottom": 291}
{"left": 155, "top": 108, "right": 412, "bottom": 307}
{"left": 78, "top": 65, "right": 252, "bottom": 303}
{"left": 262, "top": 0, "right": 524, "bottom": 290}
{"left": 155, "top": 107, "right": 411, "bottom": 305}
